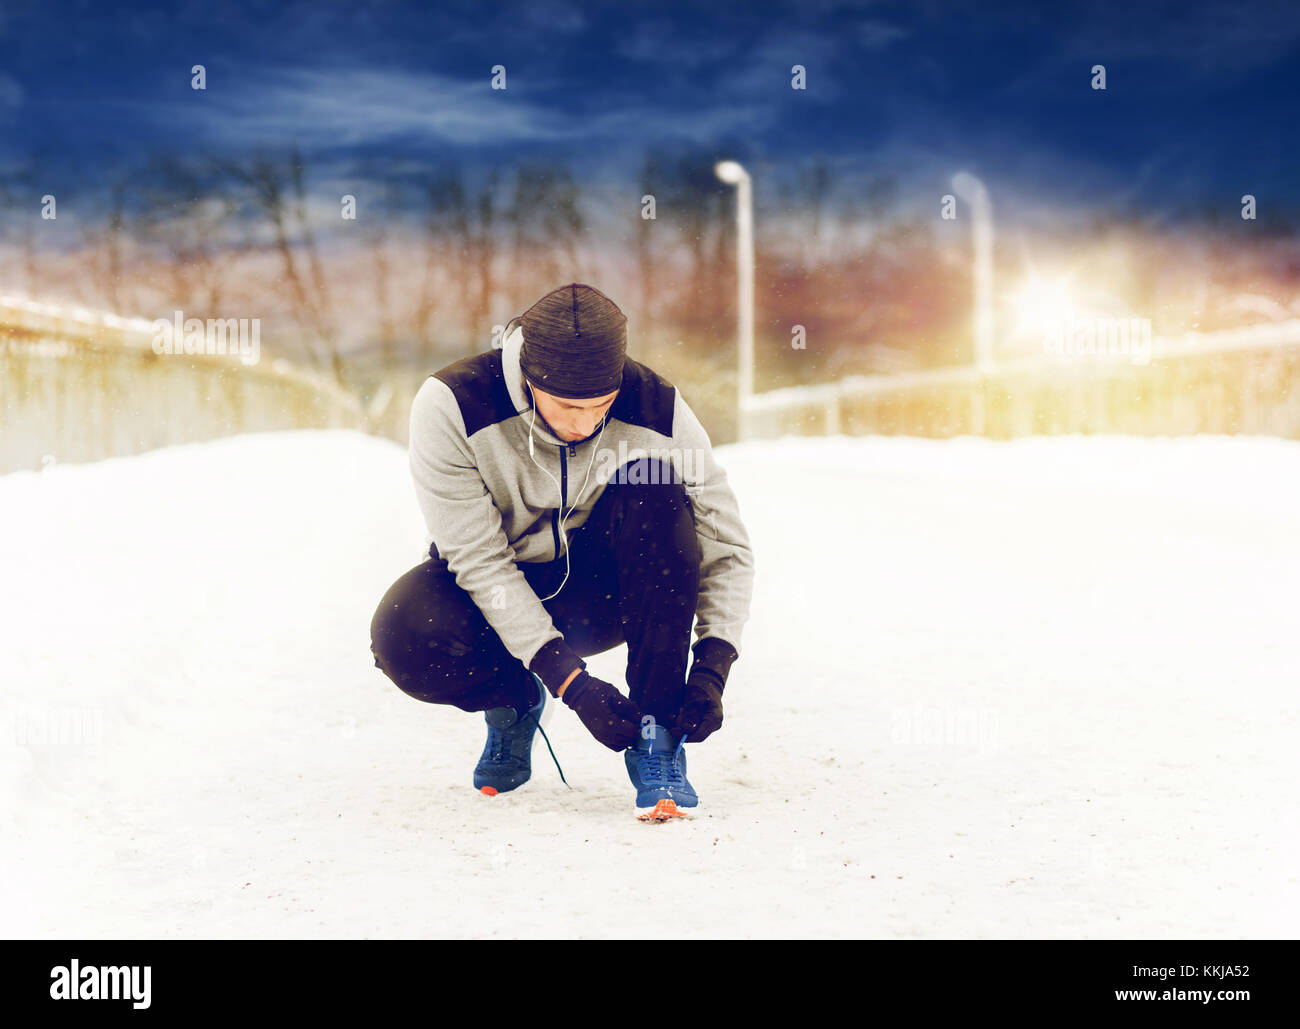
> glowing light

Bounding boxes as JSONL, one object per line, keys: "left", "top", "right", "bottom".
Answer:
{"left": 1008, "top": 276, "right": 1078, "bottom": 341}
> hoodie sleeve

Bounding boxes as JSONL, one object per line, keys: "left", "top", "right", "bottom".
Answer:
{"left": 672, "top": 390, "right": 756, "bottom": 675}
{"left": 407, "top": 377, "right": 587, "bottom": 690}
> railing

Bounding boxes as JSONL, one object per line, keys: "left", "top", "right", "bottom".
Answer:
{"left": 742, "top": 321, "right": 1300, "bottom": 440}
{"left": 1, "top": 296, "right": 368, "bottom": 474}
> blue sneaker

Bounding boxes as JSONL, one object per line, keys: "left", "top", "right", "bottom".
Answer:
{"left": 474, "top": 674, "right": 550, "bottom": 796}
{"left": 625, "top": 720, "right": 697, "bottom": 821}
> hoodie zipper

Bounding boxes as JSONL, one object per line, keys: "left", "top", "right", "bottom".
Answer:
{"left": 550, "top": 444, "right": 572, "bottom": 560}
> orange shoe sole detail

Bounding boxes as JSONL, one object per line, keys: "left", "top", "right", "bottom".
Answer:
{"left": 637, "top": 799, "right": 691, "bottom": 822}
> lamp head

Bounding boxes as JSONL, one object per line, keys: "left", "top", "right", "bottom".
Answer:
{"left": 714, "top": 160, "right": 747, "bottom": 184}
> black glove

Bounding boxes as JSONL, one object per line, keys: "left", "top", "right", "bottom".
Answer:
{"left": 674, "top": 671, "right": 724, "bottom": 743}
{"left": 673, "top": 639, "right": 738, "bottom": 744}
{"left": 561, "top": 671, "right": 643, "bottom": 751}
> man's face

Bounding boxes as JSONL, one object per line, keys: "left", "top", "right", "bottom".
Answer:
{"left": 526, "top": 380, "right": 617, "bottom": 442}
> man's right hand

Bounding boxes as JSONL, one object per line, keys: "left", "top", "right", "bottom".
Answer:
{"left": 560, "top": 671, "right": 643, "bottom": 751}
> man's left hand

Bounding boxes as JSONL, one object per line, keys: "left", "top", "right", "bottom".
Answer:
{"left": 673, "top": 672, "right": 724, "bottom": 743}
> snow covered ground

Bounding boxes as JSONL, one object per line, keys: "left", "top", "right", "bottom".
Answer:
{"left": 2, "top": 429, "right": 1297, "bottom": 939}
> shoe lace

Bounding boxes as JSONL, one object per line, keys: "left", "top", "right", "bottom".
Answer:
{"left": 484, "top": 724, "right": 513, "bottom": 765}
{"left": 526, "top": 710, "right": 569, "bottom": 788}
{"left": 641, "top": 735, "right": 688, "bottom": 786}
{"left": 481, "top": 713, "right": 569, "bottom": 787}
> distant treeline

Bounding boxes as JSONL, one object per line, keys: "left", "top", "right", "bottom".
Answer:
{"left": 2, "top": 145, "right": 1298, "bottom": 425}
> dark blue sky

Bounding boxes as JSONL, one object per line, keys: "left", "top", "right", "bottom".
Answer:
{"left": 2, "top": 0, "right": 1298, "bottom": 227}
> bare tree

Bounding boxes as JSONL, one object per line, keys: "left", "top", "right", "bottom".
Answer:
{"left": 74, "top": 173, "right": 129, "bottom": 313}
{"left": 506, "top": 160, "right": 584, "bottom": 304}
{"left": 420, "top": 166, "right": 473, "bottom": 349}
{"left": 470, "top": 169, "right": 501, "bottom": 346}
{"left": 131, "top": 155, "right": 244, "bottom": 319}
{"left": 361, "top": 179, "right": 404, "bottom": 363}
{"left": 422, "top": 164, "right": 504, "bottom": 349}
{"left": 0, "top": 158, "right": 45, "bottom": 297}
{"left": 288, "top": 146, "right": 337, "bottom": 354}
{"left": 216, "top": 150, "right": 342, "bottom": 380}
{"left": 652, "top": 145, "right": 736, "bottom": 332}
{"left": 634, "top": 151, "right": 670, "bottom": 331}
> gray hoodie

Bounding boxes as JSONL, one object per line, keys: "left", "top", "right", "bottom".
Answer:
{"left": 407, "top": 321, "right": 755, "bottom": 692}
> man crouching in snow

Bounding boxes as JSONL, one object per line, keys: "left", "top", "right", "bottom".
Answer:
{"left": 369, "top": 282, "right": 755, "bottom": 820}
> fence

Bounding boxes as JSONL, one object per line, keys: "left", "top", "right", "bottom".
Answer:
{"left": 0, "top": 297, "right": 367, "bottom": 474}
{"left": 743, "top": 321, "right": 1300, "bottom": 441}
{"left": 8, "top": 297, "right": 1300, "bottom": 476}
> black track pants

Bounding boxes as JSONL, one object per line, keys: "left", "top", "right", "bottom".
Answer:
{"left": 370, "top": 458, "right": 702, "bottom": 723}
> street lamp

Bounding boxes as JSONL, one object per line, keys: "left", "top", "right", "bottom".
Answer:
{"left": 952, "top": 171, "right": 994, "bottom": 436}
{"left": 951, "top": 171, "right": 994, "bottom": 374}
{"left": 715, "top": 159, "right": 754, "bottom": 440}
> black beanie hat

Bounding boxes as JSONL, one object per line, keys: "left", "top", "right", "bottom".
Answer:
{"left": 518, "top": 283, "right": 627, "bottom": 399}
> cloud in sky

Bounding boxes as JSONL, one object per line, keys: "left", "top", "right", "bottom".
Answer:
{"left": 139, "top": 66, "right": 576, "bottom": 149}
{"left": 122, "top": 62, "right": 780, "bottom": 152}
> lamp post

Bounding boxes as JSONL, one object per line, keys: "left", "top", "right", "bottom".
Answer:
{"left": 951, "top": 172, "right": 994, "bottom": 373}
{"left": 715, "top": 159, "right": 754, "bottom": 441}
{"left": 952, "top": 171, "right": 994, "bottom": 435}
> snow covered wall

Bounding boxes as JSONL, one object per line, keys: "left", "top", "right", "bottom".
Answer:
{"left": 2, "top": 430, "right": 1297, "bottom": 938}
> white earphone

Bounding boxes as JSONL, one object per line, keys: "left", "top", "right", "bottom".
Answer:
{"left": 525, "top": 380, "right": 607, "bottom": 600}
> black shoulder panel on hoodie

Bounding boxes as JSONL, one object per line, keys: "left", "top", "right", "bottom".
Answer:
{"left": 609, "top": 357, "right": 677, "bottom": 437}
{"left": 432, "top": 351, "right": 517, "bottom": 438}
